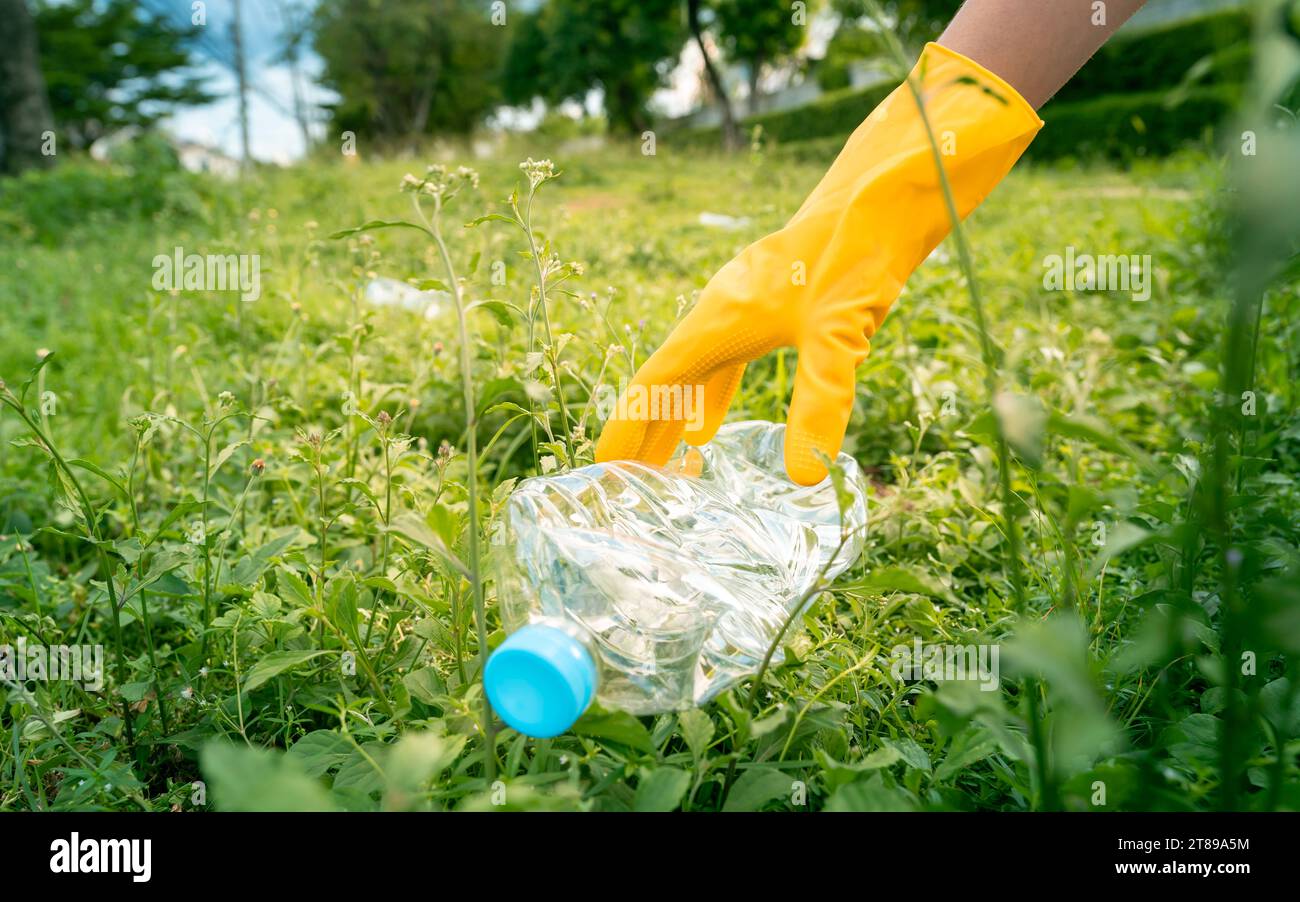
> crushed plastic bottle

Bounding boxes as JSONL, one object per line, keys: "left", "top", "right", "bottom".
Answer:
{"left": 485, "top": 420, "right": 868, "bottom": 737}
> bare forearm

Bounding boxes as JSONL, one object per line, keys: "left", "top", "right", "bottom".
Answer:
{"left": 938, "top": 0, "right": 1147, "bottom": 108}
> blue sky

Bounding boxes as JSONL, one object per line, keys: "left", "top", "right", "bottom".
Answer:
{"left": 150, "top": 0, "right": 334, "bottom": 163}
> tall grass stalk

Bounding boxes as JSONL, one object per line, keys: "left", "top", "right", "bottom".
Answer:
{"left": 0, "top": 374, "right": 137, "bottom": 757}
{"left": 1206, "top": 14, "right": 1295, "bottom": 807}
{"left": 862, "top": 0, "right": 1045, "bottom": 805}
{"left": 517, "top": 176, "right": 577, "bottom": 468}
{"left": 409, "top": 170, "right": 496, "bottom": 780}
{"left": 126, "top": 429, "right": 171, "bottom": 735}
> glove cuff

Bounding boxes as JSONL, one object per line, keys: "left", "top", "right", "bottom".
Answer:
{"left": 920, "top": 42, "right": 1045, "bottom": 134}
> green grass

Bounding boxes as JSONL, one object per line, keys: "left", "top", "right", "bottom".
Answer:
{"left": 0, "top": 138, "right": 1297, "bottom": 811}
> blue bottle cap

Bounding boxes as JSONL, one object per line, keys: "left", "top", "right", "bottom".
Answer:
{"left": 484, "top": 623, "right": 597, "bottom": 738}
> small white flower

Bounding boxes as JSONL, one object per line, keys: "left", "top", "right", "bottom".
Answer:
{"left": 455, "top": 165, "right": 480, "bottom": 188}
{"left": 519, "top": 157, "right": 555, "bottom": 188}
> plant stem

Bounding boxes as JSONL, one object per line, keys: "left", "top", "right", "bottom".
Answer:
{"left": 421, "top": 193, "right": 496, "bottom": 781}
{"left": 200, "top": 428, "right": 214, "bottom": 660}
{"left": 0, "top": 394, "right": 137, "bottom": 756}
{"left": 719, "top": 529, "right": 856, "bottom": 805}
{"left": 522, "top": 189, "right": 576, "bottom": 467}
{"left": 315, "top": 454, "right": 329, "bottom": 664}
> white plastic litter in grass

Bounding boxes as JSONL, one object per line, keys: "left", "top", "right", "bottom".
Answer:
{"left": 698, "top": 212, "right": 752, "bottom": 230}
{"left": 363, "top": 277, "right": 450, "bottom": 319}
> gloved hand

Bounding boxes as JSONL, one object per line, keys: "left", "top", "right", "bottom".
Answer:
{"left": 595, "top": 42, "right": 1043, "bottom": 485}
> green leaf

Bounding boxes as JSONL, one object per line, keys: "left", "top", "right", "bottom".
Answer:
{"left": 994, "top": 391, "right": 1047, "bottom": 469}
{"left": 277, "top": 567, "right": 315, "bottom": 608}
{"left": 467, "top": 299, "right": 525, "bottom": 328}
{"left": 242, "top": 649, "right": 332, "bottom": 693}
{"left": 465, "top": 213, "right": 517, "bottom": 227}
{"left": 427, "top": 503, "right": 460, "bottom": 550}
{"left": 389, "top": 512, "right": 469, "bottom": 579}
{"left": 337, "top": 477, "right": 380, "bottom": 510}
{"left": 286, "top": 730, "right": 354, "bottom": 777}
{"left": 826, "top": 773, "right": 916, "bottom": 811}
{"left": 403, "top": 667, "right": 446, "bottom": 705}
{"left": 634, "top": 767, "right": 692, "bottom": 812}
{"left": 934, "top": 726, "right": 1002, "bottom": 782}
{"left": 148, "top": 499, "right": 204, "bottom": 544}
{"left": 21, "top": 708, "right": 79, "bottom": 741}
{"left": 815, "top": 746, "right": 901, "bottom": 793}
{"left": 209, "top": 440, "right": 249, "bottom": 479}
{"left": 750, "top": 707, "right": 792, "bottom": 740}
{"left": 227, "top": 528, "right": 309, "bottom": 586}
{"left": 325, "top": 578, "right": 361, "bottom": 645}
{"left": 1047, "top": 409, "right": 1145, "bottom": 462}
{"left": 1084, "top": 521, "right": 1159, "bottom": 582}
{"left": 66, "top": 458, "right": 127, "bottom": 497}
{"left": 1260, "top": 678, "right": 1299, "bottom": 734}
{"left": 572, "top": 708, "right": 654, "bottom": 752}
{"left": 250, "top": 590, "right": 281, "bottom": 619}
{"left": 949, "top": 74, "right": 1010, "bottom": 106}
{"left": 385, "top": 732, "right": 467, "bottom": 798}
{"left": 200, "top": 742, "right": 337, "bottom": 811}
{"left": 332, "top": 746, "right": 387, "bottom": 795}
{"left": 844, "top": 566, "right": 956, "bottom": 603}
{"left": 1252, "top": 565, "right": 1300, "bottom": 654}
{"left": 329, "top": 219, "right": 426, "bottom": 240}
{"left": 110, "top": 536, "right": 142, "bottom": 565}
{"left": 883, "top": 736, "right": 931, "bottom": 772}
{"left": 677, "top": 708, "right": 714, "bottom": 761}
{"left": 723, "top": 766, "right": 794, "bottom": 812}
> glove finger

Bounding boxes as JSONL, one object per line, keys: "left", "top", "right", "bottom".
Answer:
{"left": 784, "top": 335, "right": 860, "bottom": 486}
{"left": 596, "top": 285, "right": 773, "bottom": 465}
{"left": 593, "top": 399, "right": 651, "bottom": 464}
{"left": 594, "top": 326, "right": 705, "bottom": 465}
{"left": 683, "top": 361, "right": 746, "bottom": 446}
{"left": 638, "top": 417, "right": 688, "bottom": 467}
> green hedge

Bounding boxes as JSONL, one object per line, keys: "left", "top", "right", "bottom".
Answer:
{"left": 1054, "top": 8, "right": 1251, "bottom": 102}
{"left": 682, "top": 84, "right": 1240, "bottom": 163}
{"left": 1029, "top": 84, "right": 1241, "bottom": 160}
{"left": 676, "top": 81, "right": 893, "bottom": 148}
{"left": 681, "top": 83, "right": 1240, "bottom": 162}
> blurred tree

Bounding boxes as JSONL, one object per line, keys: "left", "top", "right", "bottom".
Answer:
{"left": 313, "top": 0, "right": 504, "bottom": 144}
{"left": 834, "top": 0, "right": 962, "bottom": 43}
{"left": 0, "top": 0, "right": 56, "bottom": 174}
{"left": 713, "top": 0, "right": 809, "bottom": 115}
{"left": 502, "top": 0, "right": 683, "bottom": 136}
{"left": 820, "top": 0, "right": 961, "bottom": 89}
{"left": 273, "top": 0, "right": 315, "bottom": 151}
{"left": 33, "top": 0, "right": 213, "bottom": 149}
{"left": 687, "top": 0, "right": 739, "bottom": 151}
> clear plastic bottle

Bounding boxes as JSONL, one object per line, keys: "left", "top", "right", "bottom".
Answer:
{"left": 485, "top": 420, "right": 868, "bottom": 737}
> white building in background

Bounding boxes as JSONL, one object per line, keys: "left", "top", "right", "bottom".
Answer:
{"left": 87, "top": 125, "right": 240, "bottom": 178}
{"left": 174, "top": 141, "right": 241, "bottom": 178}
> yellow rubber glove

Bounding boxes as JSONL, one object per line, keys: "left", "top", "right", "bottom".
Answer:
{"left": 595, "top": 42, "right": 1043, "bottom": 485}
